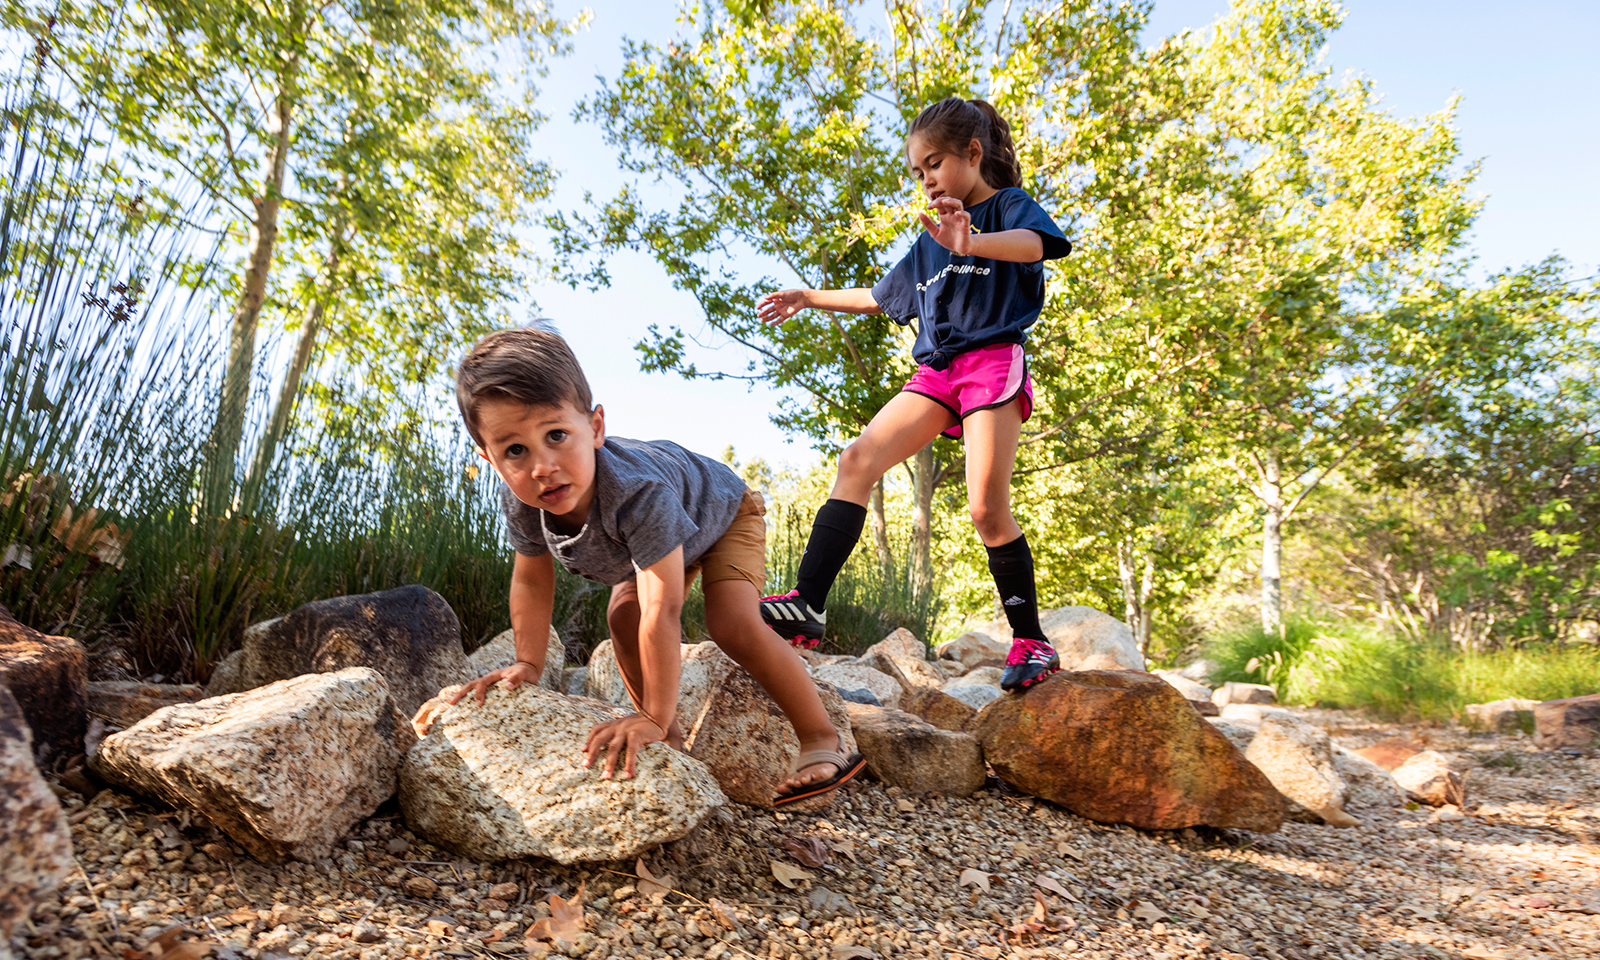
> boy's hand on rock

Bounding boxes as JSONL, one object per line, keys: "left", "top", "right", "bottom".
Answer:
{"left": 447, "top": 661, "right": 540, "bottom": 707}
{"left": 583, "top": 713, "right": 666, "bottom": 780}
{"left": 756, "top": 289, "right": 810, "bottom": 325}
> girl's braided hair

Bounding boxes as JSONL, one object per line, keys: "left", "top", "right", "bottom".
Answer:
{"left": 907, "top": 97, "right": 1021, "bottom": 190}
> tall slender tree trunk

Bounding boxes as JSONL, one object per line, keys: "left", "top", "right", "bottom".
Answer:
{"left": 868, "top": 478, "right": 893, "bottom": 572}
{"left": 201, "top": 56, "right": 300, "bottom": 517}
{"left": 1117, "top": 539, "right": 1156, "bottom": 659}
{"left": 1260, "top": 451, "right": 1284, "bottom": 633}
{"left": 909, "top": 443, "right": 934, "bottom": 602}
{"left": 242, "top": 218, "right": 348, "bottom": 493}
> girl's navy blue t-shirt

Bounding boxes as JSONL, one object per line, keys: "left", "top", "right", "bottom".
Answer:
{"left": 870, "top": 187, "right": 1071, "bottom": 369}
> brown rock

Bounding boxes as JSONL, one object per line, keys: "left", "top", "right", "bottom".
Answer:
{"left": 86, "top": 681, "right": 205, "bottom": 727}
{"left": 93, "top": 668, "right": 416, "bottom": 862}
{"left": 0, "top": 604, "right": 87, "bottom": 763}
{"left": 845, "top": 703, "right": 987, "bottom": 797}
{"left": 862, "top": 628, "right": 928, "bottom": 662}
{"left": 933, "top": 632, "right": 1009, "bottom": 671}
{"left": 405, "top": 875, "right": 439, "bottom": 898}
{"left": 204, "top": 584, "right": 470, "bottom": 716}
{"left": 973, "top": 670, "right": 1287, "bottom": 832}
{"left": 899, "top": 686, "right": 979, "bottom": 734}
{"left": 0, "top": 685, "right": 74, "bottom": 940}
{"left": 1533, "top": 693, "right": 1600, "bottom": 749}
{"left": 1391, "top": 750, "right": 1465, "bottom": 806}
{"left": 686, "top": 668, "right": 856, "bottom": 812}
{"left": 1190, "top": 699, "right": 1220, "bottom": 716}
{"left": 1357, "top": 738, "right": 1424, "bottom": 771}
{"left": 488, "top": 882, "right": 519, "bottom": 900}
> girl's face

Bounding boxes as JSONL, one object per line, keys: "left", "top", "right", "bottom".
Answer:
{"left": 905, "top": 131, "right": 988, "bottom": 206}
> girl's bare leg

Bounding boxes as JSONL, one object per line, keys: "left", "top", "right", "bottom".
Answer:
{"left": 959, "top": 395, "right": 1026, "bottom": 546}
{"left": 830, "top": 391, "right": 956, "bottom": 504}
{"left": 606, "top": 582, "right": 685, "bottom": 749}
{"left": 702, "top": 577, "right": 843, "bottom": 792}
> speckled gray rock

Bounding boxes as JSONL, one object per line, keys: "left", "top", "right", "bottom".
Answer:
{"left": 467, "top": 627, "right": 565, "bottom": 691}
{"left": 1206, "top": 716, "right": 1259, "bottom": 752}
{"left": 91, "top": 668, "right": 413, "bottom": 862}
{"left": 1331, "top": 745, "right": 1404, "bottom": 812}
{"left": 582, "top": 640, "right": 737, "bottom": 733}
{"left": 845, "top": 703, "right": 986, "bottom": 796}
{"left": 563, "top": 667, "right": 587, "bottom": 697}
{"left": 811, "top": 663, "right": 902, "bottom": 710}
{"left": 583, "top": 638, "right": 630, "bottom": 707}
{"left": 863, "top": 649, "right": 946, "bottom": 693}
{"left": 946, "top": 684, "right": 1003, "bottom": 711}
{"left": 0, "top": 685, "right": 72, "bottom": 942}
{"left": 835, "top": 687, "right": 883, "bottom": 707}
{"left": 205, "top": 585, "right": 469, "bottom": 716}
{"left": 400, "top": 683, "right": 725, "bottom": 863}
{"left": 1245, "top": 714, "right": 1357, "bottom": 826}
{"left": 686, "top": 667, "right": 856, "bottom": 812}
{"left": 934, "top": 632, "right": 1009, "bottom": 670}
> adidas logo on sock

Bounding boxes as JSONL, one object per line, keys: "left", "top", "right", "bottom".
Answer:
{"left": 1003, "top": 595, "right": 1026, "bottom": 606}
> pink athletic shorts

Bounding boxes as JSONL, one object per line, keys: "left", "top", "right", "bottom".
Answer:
{"left": 902, "top": 342, "right": 1034, "bottom": 440}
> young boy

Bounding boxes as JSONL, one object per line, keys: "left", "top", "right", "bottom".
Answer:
{"left": 446, "top": 327, "right": 864, "bottom": 806}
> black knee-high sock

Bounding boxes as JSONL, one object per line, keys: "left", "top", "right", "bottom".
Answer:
{"left": 986, "top": 533, "right": 1046, "bottom": 641}
{"left": 795, "top": 499, "right": 867, "bottom": 612}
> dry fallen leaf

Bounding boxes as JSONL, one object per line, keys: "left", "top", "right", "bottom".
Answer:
{"left": 831, "top": 946, "right": 877, "bottom": 959}
{"left": 122, "top": 926, "right": 213, "bottom": 960}
{"left": 425, "top": 919, "right": 452, "bottom": 936}
{"left": 782, "top": 834, "right": 831, "bottom": 868}
{"left": 1056, "top": 842, "right": 1086, "bottom": 861}
{"left": 830, "top": 839, "right": 859, "bottom": 861}
{"left": 525, "top": 884, "right": 586, "bottom": 948}
{"left": 708, "top": 899, "right": 738, "bottom": 930}
{"left": 635, "top": 859, "right": 675, "bottom": 901}
{"left": 958, "top": 868, "right": 991, "bottom": 894}
{"left": 478, "top": 929, "right": 504, "bottom": 944}
{"left": 1132, "top": 901, "right": 1167, "bottom": 922}
{"left": 896, "top": 798, "right": 916, "bottom": 812}
{"left": 771, "top": 861, "right": 816, "bottom": 888}
{"left": 1035, "top": 874, "right": 1079, "bottom": 902}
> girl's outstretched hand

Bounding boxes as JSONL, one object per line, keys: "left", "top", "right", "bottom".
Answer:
{"left": 919, "top": 196, "right": 972, "bottom": 255}
{"left": 756, "top": 289, "right": 811, "bottom": 325}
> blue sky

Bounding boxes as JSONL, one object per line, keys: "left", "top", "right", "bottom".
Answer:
{"left": 523, "top": 1, "right": 1600, "bottom": 468}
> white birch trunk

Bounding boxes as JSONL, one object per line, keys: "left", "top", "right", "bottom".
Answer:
{"left": 1260, "top": 451, "right": 1285, "bottom": 633}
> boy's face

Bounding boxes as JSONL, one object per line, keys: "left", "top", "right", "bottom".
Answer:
{"left": 476, "top": 397, "right": 605, "bottom": 527}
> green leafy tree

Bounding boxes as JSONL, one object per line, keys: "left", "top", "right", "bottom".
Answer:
{"left": 12, "top": 0, "right": 577, "bottom": 513}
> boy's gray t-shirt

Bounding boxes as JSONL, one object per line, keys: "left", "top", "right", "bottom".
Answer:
{"left": 499, "top": 436, "right": 747, "bottom": 585}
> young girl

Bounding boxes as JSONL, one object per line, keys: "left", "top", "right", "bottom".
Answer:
{"left": 756, "top": 97, "right": 1072, "bottom": 692}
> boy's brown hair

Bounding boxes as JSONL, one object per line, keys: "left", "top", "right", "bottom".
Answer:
{"left": 456, "top": 326, "right": 594, "bottom": 446}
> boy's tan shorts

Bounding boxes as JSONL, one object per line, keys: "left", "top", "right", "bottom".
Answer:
{"left": 609, "top": 490, "right": 767, "bottom": 606}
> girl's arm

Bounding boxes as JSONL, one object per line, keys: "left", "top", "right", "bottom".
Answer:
{"left": 757, "top": 287, "right": 880, "bottom": 325}
{"left": 447, "top": 551, "right": 555, "bottom": 706}
{"left": 921, "top": 196, "right": 1044, "bottom": 262}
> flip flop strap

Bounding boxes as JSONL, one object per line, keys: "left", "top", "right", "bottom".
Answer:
{"left": 789, "top": 745, "right": 850, "bottom": 776}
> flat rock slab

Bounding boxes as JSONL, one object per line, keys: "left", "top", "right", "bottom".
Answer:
{"left": 974, "top": 670, "right": 1286, "bottom": 832}
{"left": 0, "top": 685, "right": 73, "bottom": 940}
{"left": 400, "top": 683, "right": 725, "bottom": 864}
{"left": 1245, "top": 714, "right": 1358, "bottom": 826}
{"left": 1534, "top": 693, "right": 1600, "bottom": 749}
{"left": 87, "top": 681, "right": 205, "bottom": 728}
{"left": 846, "top": 703, "right": 986, "bottom": 796}
{"left": 206, "top": 584, "right": 469, "bottom": 717}
{"left": 0, "top": 604, "right": 87, "bottom": 764}
{"left": 812, "top": 663, "right": 902, "bottom": 711}
{"left": 92, "top": 668, "right": 414, "bottom": 862}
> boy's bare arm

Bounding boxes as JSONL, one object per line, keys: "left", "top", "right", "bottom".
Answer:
{"left": 447, "top": 552, "right": 556, "bottom": 707}
{"left": 584, "top": 547, "right": 685, "bottom": 779}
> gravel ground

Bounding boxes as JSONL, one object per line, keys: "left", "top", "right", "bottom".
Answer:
{"left": 17, "top": 708, "right": 1600, "bottom": 960}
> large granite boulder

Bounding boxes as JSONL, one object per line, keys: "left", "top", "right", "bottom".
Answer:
{"left": 811, "top": 662, "right": 902, "bottom": 710}
{"left": 87, "top": 681, "right": 205, "bottom": 728}
{"left": 581, "top": 640, "right": 739, "bottom": 733}
{"left": 468, "top": 627, "right": 565, "bottom": 691}
{"left": 1244, "top": 714, "right": 1358, "bottom": 826}
{"left": 970, "top": 607, "right": 1147, "bottom": 672}
{"left": 1534, "top": 693, "right": 1600, "bottom": 749}
{"left": 686, "top": 668, "right": 856, "bottom": 812}
{"left": 582, "top": 638, "right": 630, "bottom": 706}
{"left": 1, "top": 685, "right": 73, "bottom": 943}
{"left": 92, "top": 668, "right": 413, "bottom": 862}
{"left": 974, "top": 671, "right": 1286, "bottom": 832}
{"left": 206, "top": 585, "right": 470, "bottom": 716}
{"left": 899, "top": 685, "right": 979, "bottom": 734}
{"left": 400, "top": 683, "right": 725, "bottom": 864}
{"left": 846, "top": 703, "right": 987, "bottom": 797}
{"left": 0, "top": 604, "right": 87, "bottom": 764}
{"left": 934, "top": 632, "right": 1009, "bottom": 671}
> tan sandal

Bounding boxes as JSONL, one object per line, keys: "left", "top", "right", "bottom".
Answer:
{"left": 772, "top": 733, "right": 866, "bottom": 807}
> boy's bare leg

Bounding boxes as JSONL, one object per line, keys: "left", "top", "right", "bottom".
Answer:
{"left": 829, "top": 391, "right": 955, "bottom": 505}
{"left": 606, "top": 582, "right": 685, "bottom": 750}
{"left": 960, "top": 396, "right": 1026, "bottom": 546}
{"left": 702, "top": 577, "right": 844, "bottom": 793}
